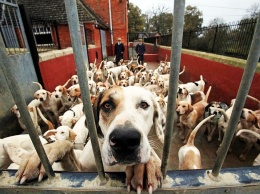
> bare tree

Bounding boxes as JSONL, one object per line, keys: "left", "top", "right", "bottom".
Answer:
{"left": 208, "top": 18, "right": 225, "bottom": 26}
{"left": 246, "top": 3, "right": 260, "bottom": 18}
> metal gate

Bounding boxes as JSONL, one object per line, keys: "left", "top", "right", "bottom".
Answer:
{"left": 0, "top": 0, "right": 39, "bottom": 137}
{"left": 1, "top": 0, "right": 260, "bottom": 193}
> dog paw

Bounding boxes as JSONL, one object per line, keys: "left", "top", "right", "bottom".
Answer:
{"left": 15, "top": 140, "right": 75, "bottom": 184}
{"left": 125, "top": 155, "right": 162, "bottom": 194}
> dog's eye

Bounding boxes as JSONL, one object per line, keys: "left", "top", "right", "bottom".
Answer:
{"left": 102, "top": 101, "right": 113, "bottom": 112}
{"left": 140, "top": 101, "right": 149, "bottom": 109}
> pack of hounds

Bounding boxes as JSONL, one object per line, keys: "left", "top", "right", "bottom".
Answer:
{"left": 2, "top": 55, "right": 260, "bottom": 193}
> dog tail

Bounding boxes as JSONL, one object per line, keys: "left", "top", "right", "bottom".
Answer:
{"left": 63, "top": 79, "right": 71, "bottom": 88}
{"left": 236, "top": 129, "right": 260, "bottom": 140}
{"left": 27, "top": 106, "right": 38, "bottom": 128}
{"left": 187, "top": 115, "right": 215, "bottom": 146}
{"left": 164, "top": 54, "right": 167, "bottom": 63}
{"left": 204, "top": 86, "right": 212, "bottom": 102}
{"left": 247, "top": 95, "right": 260, "bottom": 108}
{"left": 36, "top": 107, "right": 54, "bottom": 130}
{"left": 179, "top": 66, "right": 185, "bottom": 75}
{"left": 33, "top": 82, "right": 43, "bottom": 90}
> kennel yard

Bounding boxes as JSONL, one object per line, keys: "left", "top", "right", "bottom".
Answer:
{"left": 1, "top": 0, "right": 260, "bottom": 193}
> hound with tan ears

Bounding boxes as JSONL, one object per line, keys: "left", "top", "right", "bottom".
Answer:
{"left": 11, "top": 100, "right": 54, "bottom": 135}
{"left": 70, "top": 75, "right": 79, "bottom": 85}
{"left": 53, "top": 79, "right": 79, "bottom": 115}
{"left": 178, "top": 115, "right": 214, "bottom": 170}
{"left": 107, "top": 65, "right": 129, "bottom": 83}
{"left": 59, "top": 103, "right": 84, "bottom": 128}
{"left": 176, "top": 86, "right": 212, "bottom": 144}
{"left": 15, "top": 86, "right": 165, "bottom": 194}
{"left": 234, "top": 108, "right": 260, "bottom": 161}
{"left": 203, "top": 101, "right": 229, "bottom": 142}
{"left": 33, "top": 82, "right": 61, "bottom": 128}
{"left": 93, "top": 62, "right": 105, "bottom": 83}
{"left": 0, "top": 126, "right": 76, "bottom": 170}
{"left": 236, "top": 129, "right": 260, "bottom": 166}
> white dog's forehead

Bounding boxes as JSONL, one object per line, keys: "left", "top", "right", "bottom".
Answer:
{"left": 55, "top": 126, "right": 70, "bottom": 140}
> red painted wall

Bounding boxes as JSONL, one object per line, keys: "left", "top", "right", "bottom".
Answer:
{"left": 40, "top": 46, "right": 260, "bottom": 109}
{"left": 155, "top": 45, "right": 260, "bottom": 109}
{"left": 88, "top": 47, "right": 103, "bottom": 64}
{"left": 39, "top": 54, "right": 76, "bottom": 92}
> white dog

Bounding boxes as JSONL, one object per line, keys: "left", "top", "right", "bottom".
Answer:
{"left": 59, "top": 103, "right": 84, "bottom": 128}
{"left": 15, "top": 86, "right": 165, "bottom": 193}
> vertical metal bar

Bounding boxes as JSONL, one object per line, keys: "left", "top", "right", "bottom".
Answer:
{"left": 187, "top": 30, "right": 192, "bottom": 48}
{"left": 0, "top": 35, "right": 55, "bottom": 178}
{"left": 161, "top": 0, "right": 185, "bottom": 179}
{"left": 6, "top": 6, "right": 18, "bottom": 50}
{"left": 211, "top": 25, "right": 218, "bottom": 53}
{"left": 18, "top": 4, "right": 43, "bottom": 87}
{"left": 211, "top": 12, "right": 260, "bottom": 177}
{"left": 63, "top": 0, "right": 106, "bottom": 184}
{"left": 13, "top": 6, "right": 26, "bottom": 50}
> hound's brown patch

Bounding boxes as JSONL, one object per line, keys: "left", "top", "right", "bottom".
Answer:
{"left": 99, "top": 86, "right": 124, "bottom": 125}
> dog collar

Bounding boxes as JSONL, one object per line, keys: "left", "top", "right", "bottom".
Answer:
{"left": 68, "top": 108, "right": 76, "bottom": 117}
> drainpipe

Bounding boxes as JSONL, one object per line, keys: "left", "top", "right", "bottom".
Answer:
{"left": 108, "top": 0, "right": 113, "bottom": 53}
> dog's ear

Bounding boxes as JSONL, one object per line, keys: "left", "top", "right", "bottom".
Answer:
{"left": 69, "top": 130, "right": 77, "bottom": 141}
{"left": 253, "top": 118, "right": 260, "bottom": 129}
{"left": 47, "top": 91, "right": 52, "bottom": 98}
{"left": 92, "top": 93, "right": 104, "bottom": 138}
{"left": 252, "top": 113, "right": 260, "bottom": 129}
{"left": 62, "top": 87, "right": 67, "bottom": 93}
{"left": 59, "top": 116, "right": 63, "bottom": 123}
{"left": 152, "top": 97, "right": 165, "bottom": 144}
{"left": 187, "top": 104, "right": 194, "bottom": 114}
{"left": 33, "top": 92, "right": 38, "bottom": 99}
{"left": 71, "top": 118, "right": 78, "bottom": 124}
{"left": 43, "top": 129, "right": 56, "bottom": 138}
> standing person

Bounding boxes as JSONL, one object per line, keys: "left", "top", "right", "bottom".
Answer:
{"left": 114, "top": 37, "right": 125, "bottom": 66}
{"left": 135, "top": 38, "right": 146, "bottom": 65}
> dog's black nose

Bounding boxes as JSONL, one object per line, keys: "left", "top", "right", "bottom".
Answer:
{"left": 109, "top": 129, "right": 141, "bottom": 155}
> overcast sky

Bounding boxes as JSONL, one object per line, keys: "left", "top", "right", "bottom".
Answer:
{"left": 129, "top": 0, "right": 259, "bottom": 26}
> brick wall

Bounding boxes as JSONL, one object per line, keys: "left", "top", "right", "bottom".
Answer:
{"left": 50, "top": 1, "right": 129, "bottom": 60}
{"left": 82, "top": 0, "right": 129, "bottom": 59}
{"left": 57, "top": 24, "right": 71, "bottom": 49}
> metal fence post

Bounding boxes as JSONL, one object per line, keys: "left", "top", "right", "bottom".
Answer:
{"left": 211, "top": 12, "right": 260, "bottom": 178}
{"left": 211, "top": 24, "right": 218, "bottom": 53}
{"left": 161, "top": 0, "right": 186, "bottom": 179}
{"left": 63, "top": 0, "right": 106, "bottom": 184}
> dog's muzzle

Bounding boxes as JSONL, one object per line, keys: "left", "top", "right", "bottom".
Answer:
{"left": 178, "top": 88, "right": 183, "bottom": 94}
{"left": 109, "top": 127, "right": 141, "bottom": 164}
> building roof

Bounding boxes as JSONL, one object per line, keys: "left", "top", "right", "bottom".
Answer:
{"left": 18, "top": 0, "right": 108, "bottom": 29}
